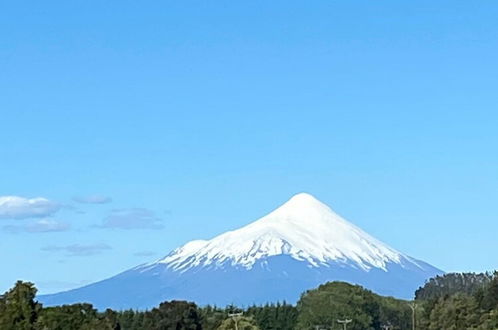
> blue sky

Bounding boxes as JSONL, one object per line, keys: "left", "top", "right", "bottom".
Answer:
{"left": 1, "top": 1, "right": 497, "bottom": 294}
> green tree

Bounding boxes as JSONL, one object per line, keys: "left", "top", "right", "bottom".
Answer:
{"left": 102, "top": 308, "right": 121, "bottom": 330}
{"left": 477, "top": 309, "right": 498, "bottom": 330}
{"left": 149, "top": 300, "right": 202, "bottom": 330}
{"left": 476, "top": 273, "right": 498, "bottom": 311}
{"left": 116, "top": 309, "right": 137, "bottom": 330}
{"left": 217, "top": 316, "right": 260, "bottom": 330}
{"left": 35, "top": 303, "right": 104, "bottom": 330}
{"left": 246, "top": 302, "right": 298, "bottom": 330}
{"left": 427, "top": 294, "right": 479, "bottom": 330}
{"left": 377, "top": 297, "right": 411, "bottom": 330}
{"left": 415, "top": 272, "right": 492, "bottom": 301}
{"left": 199, "top": 305, "right": 226, "bottom": 330}
{"left": 0, "top": 281, "right": 41, "bottom": 330}
{"left": 295, "top": 282, "right": 380, "bottom": 330}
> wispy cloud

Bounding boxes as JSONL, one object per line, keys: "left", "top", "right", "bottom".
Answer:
{"left": 73, "top": 195, "right": 112, "bottom": 204}
{"left": 3, "top": 219, "right": 70, "bottom": 233}
{"left": 0, "top": 196, "right": 60, "bottom": 219}
{"left": 100, "top": 208, "right": 163, "bottom": 230}
{"left": 42, "top": 243, "right": 111, "bottom": 256}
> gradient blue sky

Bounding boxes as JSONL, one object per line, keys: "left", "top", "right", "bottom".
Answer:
{"left": 1, "top": 1, "right": 497, "bottom": 294}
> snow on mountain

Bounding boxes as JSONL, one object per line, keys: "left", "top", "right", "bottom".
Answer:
{"left": 39, "top": 193, "right": 443, "bottom": 310}
{"left": 159, "top": 193, "right": 404, "bottom": 271}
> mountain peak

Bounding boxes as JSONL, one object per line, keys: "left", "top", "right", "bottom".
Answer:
{"left": 288, "top": 192, "right": 320, "bottom": 203}
{"left": 157, "top": 192, "right": 406, "bottom": 272}
{"left": 275, "top": 192, "right": 328, "bottom": 213}
{"left": 260, "top": 193, "right": 342, "bottom": 230}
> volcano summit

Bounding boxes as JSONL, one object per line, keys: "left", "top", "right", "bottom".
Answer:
{"left": 40, "top": 193, "right": 442, "bottom": 309}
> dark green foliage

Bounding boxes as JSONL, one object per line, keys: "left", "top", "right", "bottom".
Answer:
{"left": 103, "top": 308, "right": 121, "bottom": 330}
{"left": 476, "top": 273, "right": 498, "bottom": 312}
{"left": 116, "top": 309, "right": 137, "bottom": 330}
{"left": 295, "top": 282, "right": 410, "bottom": 330}
{"left": 427, "top": 294, "right": 479, "bottom": 330}
{"left": 377, "top": 297, "right": 412, "bottom": 329}
{"left": 148, "top": 300, "right": 202, "bottom": 330}
{"left": 198, "top": 305, "right": 226, "bottom": 330}
{"left": 477, "top": 309, "right": 498, "bottom": 329}
{"left": 416, "top": 271, "right": 498, "bottom": 330}
{"left": 197, "top": 303, "right": 298, "bottom": 330}
{"left": 0, "top": 281, "right": 41, "bottom": 330}
{"left": 217, "top": 316, "right": 259, "bottom": 330}
{"left": 415, "top": 272, "right": 493, "bottom": 301}
{"left": 245, "top": 302, "right": 298, "bottom": 330}
{"left": 36, "top": 303, "right": 109, "bottom": 330}
{"left": 116, "top": 301, "right": 202, "bottom": 330}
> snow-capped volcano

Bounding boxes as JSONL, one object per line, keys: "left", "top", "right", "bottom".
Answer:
{"left": 160, "top": 193, "right": 403, "bottom": 271}
{"left": 39, "top": 193, "right": 443, "bottom": 310}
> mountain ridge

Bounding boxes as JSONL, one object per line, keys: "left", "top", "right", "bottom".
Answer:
{"left": 156, "top": 193, "right": 415, "bottom": 272}
{"left": 39, "top": 193, "right": 443, "bottom": 309}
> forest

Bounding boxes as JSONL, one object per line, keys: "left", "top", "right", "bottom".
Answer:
{"left": 1, "top": 271, "right": 497, "bottom": 329}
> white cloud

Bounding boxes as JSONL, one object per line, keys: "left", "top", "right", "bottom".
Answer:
{"left": 42, "top": 243, "right": 111, "bottom": 256}
{"left": 3, "top": 219, "right": 70, "bottom": 233}
{"left": 26, "top": 219, "right": 70, "bottom": 233}
{"left": 101, "top": 208, "right": 163, "bottom": 230}
{"left": 0, "top": 196, "right": 60, "bottom": 219}
{"left": 73, "top": 195, "right": 112, "bottom": 204}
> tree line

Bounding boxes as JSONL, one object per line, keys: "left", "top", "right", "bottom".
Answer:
{"left": 414, "top": 271, "right": 498, "bottom": 329}
{"left": 0, "top": 271, "right": 497, "bottom": 329}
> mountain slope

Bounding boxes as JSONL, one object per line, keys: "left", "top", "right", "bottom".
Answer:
{"left": 39, "top": 193, "right": 443, "bottom": 309}
{"left": 160, "top": 193, "right": 403, "bottom": 271}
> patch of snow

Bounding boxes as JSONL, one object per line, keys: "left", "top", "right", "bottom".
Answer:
{"left": 156, "top": 193, "right": 413, "bottom": 272}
